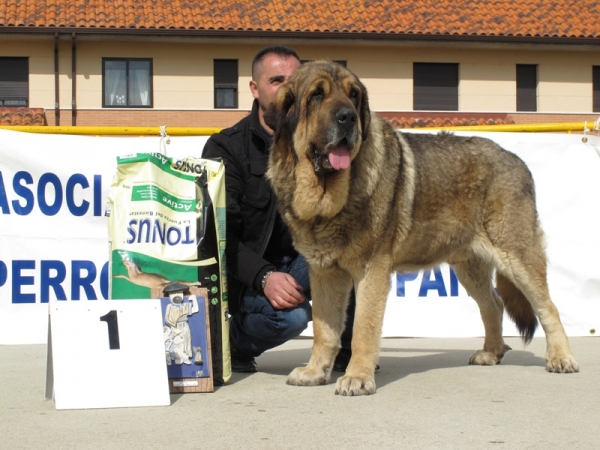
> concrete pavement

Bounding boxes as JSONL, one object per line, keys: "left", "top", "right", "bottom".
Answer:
{"left": 1, "top": 336, "right": 598, "bottom": 449}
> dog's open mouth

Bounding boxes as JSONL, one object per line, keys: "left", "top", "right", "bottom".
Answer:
{"left": 314, "top": 139, "right": 351, "bottom": 173}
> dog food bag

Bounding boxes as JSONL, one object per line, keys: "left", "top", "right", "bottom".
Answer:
{"left": 106, "top": 152, "right": 231, "bottom": 385}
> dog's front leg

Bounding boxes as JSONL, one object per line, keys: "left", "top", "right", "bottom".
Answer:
{"left": 335, "top": 257, "right": 392, "bottom": 396}
{"left": 287, "top": 265, "right": 353, "bottom": 387}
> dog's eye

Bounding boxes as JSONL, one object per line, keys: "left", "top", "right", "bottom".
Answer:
{"left": 310, "top": 87, "right": 324, "bottom": 103}
{"left": 349, "top": 88, "right": 359, "bottom": 104}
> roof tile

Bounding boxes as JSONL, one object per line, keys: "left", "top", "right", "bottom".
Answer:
{"left": 0, "top": 108, "right": 46, "bottom": 126}
{"left": 389, "top": 116, "right": 515, "bottom": 129}
{"left": 0, "top": 0, "right": 599, "bottom": 40}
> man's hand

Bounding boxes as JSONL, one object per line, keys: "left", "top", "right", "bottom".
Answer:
{"left": 263, "top": 272, "right": 305, "bottom": 310}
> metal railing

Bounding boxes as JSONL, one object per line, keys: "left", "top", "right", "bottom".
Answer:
{"left": 0, "top": 119, "right": 599, "bottom": 135}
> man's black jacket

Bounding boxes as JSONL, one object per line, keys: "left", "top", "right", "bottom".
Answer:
{"left": 202, "top": 101, "right": 278, "bottom": 314}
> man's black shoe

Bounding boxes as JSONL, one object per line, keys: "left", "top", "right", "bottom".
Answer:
{"left": 332, "top": 348, "right": 380, "bottom": 372}
{"left": 333, "top": 348, "right": 351, "bottom": 372}
{"left": 230, "top": 343, "right": 257, "bottom": 373}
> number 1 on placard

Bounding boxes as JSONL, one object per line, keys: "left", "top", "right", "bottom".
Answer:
{"left": 99, "top": 310, "right": 121, "bottom": 350}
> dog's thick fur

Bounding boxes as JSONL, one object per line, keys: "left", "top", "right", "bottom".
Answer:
{"left": 264, "top": 61, "right": 579, "bottom": 396}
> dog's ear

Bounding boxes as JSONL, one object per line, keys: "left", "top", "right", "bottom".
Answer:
{"left": 264, "top": 84, "right": 297, "bottom": 143}
{"left": 358, "top": 81, "right": 371, "bottom": 142}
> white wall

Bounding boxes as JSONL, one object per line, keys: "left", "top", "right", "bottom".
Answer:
{"left": 2, "top": 36, "right": 599, "bottom": 113}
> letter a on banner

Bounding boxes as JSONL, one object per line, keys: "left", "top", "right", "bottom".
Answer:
{"left": 45, "top": 299, "right": 170, "bottom": 410}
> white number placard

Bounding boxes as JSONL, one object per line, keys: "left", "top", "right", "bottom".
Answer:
{"left": 45, "top": 299, "right": 170, "bottom": 410}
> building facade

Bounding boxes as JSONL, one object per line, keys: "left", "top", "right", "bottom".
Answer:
{"left": 1, "top": 1, "right": 599, "bottom": 128}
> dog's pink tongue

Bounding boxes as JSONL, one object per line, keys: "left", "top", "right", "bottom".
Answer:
{"left": 328, "top": 144, "right": 350, "bottom": 170}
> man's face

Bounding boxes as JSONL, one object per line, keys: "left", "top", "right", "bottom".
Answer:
{"left": 250, "top": 53, "right": 301, "bottom": 133}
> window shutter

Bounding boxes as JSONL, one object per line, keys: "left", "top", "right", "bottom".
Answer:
{"left": 214, "top": 60, "right": 238, "bottom": 86}
{"left": 214, "top": 60, "right": 238, "bottom": 108}
{"left": 0, "top": 57, "right": 28, "bottom": 105}
{"left": 516, "top": 64, "right": 537, "bottom": 112}
{"left": 413, "top": 63, "right": 458, "bottom": 111}
{"left": 593, "top": 66, "right": 600, "bottom": 113}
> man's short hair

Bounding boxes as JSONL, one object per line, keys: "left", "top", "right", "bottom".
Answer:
{"left": 251, "top": 45, "right": 300, "bottom": 79}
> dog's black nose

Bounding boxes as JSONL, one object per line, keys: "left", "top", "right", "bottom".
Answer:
{"left": 336, "top": 107, "right": 357, "bottom": 129}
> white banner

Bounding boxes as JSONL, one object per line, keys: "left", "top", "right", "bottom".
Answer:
{"left": 0, "top": 130, "right": 208, "bottom": 344}
{"left": 1, "top": 129, "right": 599, "bottom": 344}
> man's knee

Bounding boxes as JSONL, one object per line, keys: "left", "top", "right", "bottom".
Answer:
{"left": 260, "top": 305, "right": 310, "bottom": 340}
{"left": 282, "top": 304, "right": 311, "bottom": 338}
{"left": 235, "top": 302, "right": 311, "bottom": 342}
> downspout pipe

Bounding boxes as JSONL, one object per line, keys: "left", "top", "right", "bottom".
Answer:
{"left": 54, "top": 32, "right": 59, "bottom": 126}
{"left": 71, "top": 33, "right": 76, "bottom": 126}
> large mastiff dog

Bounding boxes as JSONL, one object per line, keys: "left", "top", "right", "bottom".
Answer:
{"left": 264, "top": 61, "right": 579, "bottom": 396}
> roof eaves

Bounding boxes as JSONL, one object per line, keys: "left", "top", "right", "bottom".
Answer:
{"left": 1, "top": 26, "right": 600, "bottom": 46}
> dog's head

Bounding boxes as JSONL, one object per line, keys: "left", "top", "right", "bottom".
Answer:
{"left": 264, "top": 60, "right": 371, "bottom": 175}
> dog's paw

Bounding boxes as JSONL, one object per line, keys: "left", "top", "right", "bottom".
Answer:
{"left": 468, "top": 343, "right": 511, "bottom": 366}
{"left": 335, "top": 374, "right": 376, "bottom": 396}
{"left": 287, "top": 366, "right": 329, "bottom": 386}
{"left": 468, "top": 350, "right": 501, "bottom": 366}
{"left": 546, "top": 354, "right": 580, "bottom": 373}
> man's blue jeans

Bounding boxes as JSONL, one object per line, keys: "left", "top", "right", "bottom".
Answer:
{"left": 230, "top": 254, "right": 312, "bottom": 357}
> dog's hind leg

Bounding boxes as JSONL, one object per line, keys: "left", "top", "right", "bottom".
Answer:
{"left": 484, "top": 170, "right": 578, "bottom": 373}
{"left": 452, "top": 258, "right": 512, "bottom": 365}
{"left": 287, "top": 265, "right": 353, "bottom": 387}
{"left": 492, "top": 239, "right": 579, "bottom": 373}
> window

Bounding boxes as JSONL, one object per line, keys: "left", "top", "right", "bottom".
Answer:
{"left": 214, "top": 60, "right": 238, "bottom": 108}
{"left": 516, "top": 64, "right": 537, "bottom": 112}
{"left": 0, "top": 57, "right": 28, "bottom": 106}
{"left": 413, "top": 63, "right": 459, "bottom": 111}
{"left": 102, "top": 58, "right": 152, "bottom": 107}
{"left": 593, "top": 66, "right": 600, "bottom": 113}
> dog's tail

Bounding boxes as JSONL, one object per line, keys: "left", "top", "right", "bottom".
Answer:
{"left": 496, "top": 273, "right": 538, "bottom": 344}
